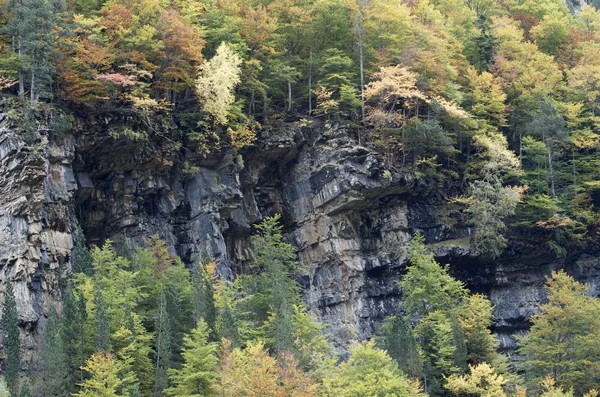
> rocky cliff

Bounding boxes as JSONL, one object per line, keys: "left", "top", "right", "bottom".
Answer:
{"left": 1, "top": 103, "right": 599, "bottom": 366}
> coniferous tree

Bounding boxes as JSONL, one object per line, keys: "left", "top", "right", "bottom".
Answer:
{"left": 380, "top": 313, "right": 422, "bottom": 379}
{"left": 192, "top": 261, "right": 217, "bottom": 336}
{"left": 94, "top": 287, "right": 110, "bottom": 352}
{"left": 74, "top": 352, "right": 133, "bottom": 397}
{"left": 164, "top": 319, "right": 218, "bottom": 397}
{"left": 154, "top": 291, "right": 172, "bottom": 397}
{"left": 251, "top": 215, "right": 299, "bottom": 354}
{"left": 2, "top": 280, "right": 20, "bottom": 397}
{"left": 61, "top": 285, "right": 84, "bottom": 392}
{"left": 72, "top": 226, "right": 92, "bottom": 275}
{"left": 42, "top": 307, "right": 69, "bottom": 397}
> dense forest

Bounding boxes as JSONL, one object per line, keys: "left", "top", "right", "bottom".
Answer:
{"left": 3, "top": 0, "right": 600, "bottom": 395}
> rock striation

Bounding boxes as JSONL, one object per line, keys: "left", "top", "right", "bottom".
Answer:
{"left": 1, "top": 106, "right": 598, "bottom": 364}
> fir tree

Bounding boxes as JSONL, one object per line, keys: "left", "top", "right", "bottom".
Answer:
{"left": 2, "top": 280, "right": 20, "bottom": 397}
{"left": 192, "top": 261, "right": 217, "bottom": 336}
{"left": 94, "top": 287, "right": 110, "bottom": 352}
{"left": 451, "top": 314, "right": 469, "bottom": 373}
{"left": 252, "top": 215, "right": 299, "bottom": 354}
{"left": 154, "top": 291, "right": 172, "bottom": 397}
{"left": 380, "top": 313, "right": 422, "bottom": 379}
{"left": 61, "top": 285, "right": 84, "bottom": 392}
{"left": 42, "top": 307, "right": 69, "bottom": 396}
{"left": 72, "top": 226, "right": 92, "bottom": 275}
{"left": 164, "top": 319, "right": 218, "bottom": 397}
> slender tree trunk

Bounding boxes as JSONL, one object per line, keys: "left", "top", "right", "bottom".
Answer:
{"left": 308, "top": 48, "right": 313, "bottom": 115}
{"left": 31, "top": 70, "right": 36, "bottom": 102}
{"left": 287, "top": 80, "right": 292, "bottom": 112}
{"left": 356, "top": 15, "right": 366, "bottom": 123}
{"left": 18, "top": 34, "right": 24, "bottom": 99}
{"left": 547, "top": 140, "right": 556, "bottom": 198}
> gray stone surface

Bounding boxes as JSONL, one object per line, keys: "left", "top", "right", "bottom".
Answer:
{"left": 2, "top": 109, "right": 600, "bottom": 368}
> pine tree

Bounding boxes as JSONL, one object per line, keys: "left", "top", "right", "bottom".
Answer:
{"left": 154, "top": 291, "right": 172, "bottom": 397}
{"left": 42, "top": 307, "right": 69, "bottom": 396}
{"left": 2, "top": 280, "right": 20, "bottom": 397}
{"left": 381, "top": 313, "right": 422, "bottom": 379}
{"left": 164, "top": 319, "right": 218, "bottom": 397}
{"left": 94, "top": 287, "right": 110, "bottom": 352}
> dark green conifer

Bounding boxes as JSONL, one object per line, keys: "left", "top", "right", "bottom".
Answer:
{"left": 2, "top": 280, "right": 20, "bottom": 397}
{"left": 72, "top": 226, "right": 92, "bottom": 275}
{"left": 381, "top": 313, "right": 422, "bottom": 379}
{"left": 154, "top": 291, "right": 172, "bottom": 397}
{"left": 42, "top": 307, "right": 69, "bottom": 396}
{"left": 94, "top": 287, "right": 110, "bottom": 352}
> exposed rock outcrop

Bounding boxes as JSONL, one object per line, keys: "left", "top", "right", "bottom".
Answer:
{"left": 1, "top": 106, "right": 597, "bottom": 364}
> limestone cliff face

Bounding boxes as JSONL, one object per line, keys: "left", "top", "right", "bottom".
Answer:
{"left": 1, "top": 106, "right": 599, "bottom": 364}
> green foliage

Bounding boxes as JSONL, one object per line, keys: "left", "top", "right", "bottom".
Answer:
{"left": 519, "top": 271, "right": 600, "bottom": 394}
{"left": 323, "top": 340, "right": 426, "bottom": 397}
{"left": 42, "top": 308, "right": 69, "bottom": 396}
{"left": 380, "top": 313, "right": 422, "bottom": 379}
{"left": 94, "top": 286, "right": 110, "bottom": 352}
{"left": 154, "top": 291, "right": 173, "bottom": 397}
{"left": 164, "top": 320, "right": 218, "bottom": 397}
{"left": 2, "top": 280, "right": 20, "bottom": 397}
{"left": 401, "top": 234, "right": 468, "bottom": 318}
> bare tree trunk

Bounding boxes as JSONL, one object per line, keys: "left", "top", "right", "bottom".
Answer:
{"left": 30, "top": 70, "right": 36, "bottom": 102}
{"left": 547, "top": 140, "right": 556, "bottom": 198}
{"left": 287, "top": 80, "right": 292, "bottom": 112}
{"left": 308, "top": 48, "right": 313, "bottom": 115}
{"left": 354, "top": 14, "right": 366, "bottom": 123}
{"left": 18, "top": 34, "right": 24, "bottom": 99}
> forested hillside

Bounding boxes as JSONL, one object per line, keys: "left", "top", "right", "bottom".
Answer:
{"left": 3, "top": 0, "right": 600, "bottom": 395}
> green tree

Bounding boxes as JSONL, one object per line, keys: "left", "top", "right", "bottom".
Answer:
{"left": 154, "top": 291, "right": 172, "bottom": 397}
{"left": 457, "top": 294, "right": 498, "bottom": 365}
{"left": 112, "top": 313, "right": 154, "bottom": 396}
{"left": 525, "top": 102, "right": 570, "bottom": 199}
{"left": 192, "top": 261, "right": 217, "bottom": 337}
{"left": 401, "top": 234, "right": 468, "bottom": 318}
{"left": 445, "top": 363, "right": 507, "bottom": 397}
{"left": 18, "top": 378, "right": 31, "bottom": 397}
{"left": 94, "top": 287, "right": 110, "bottom": 352}
{"left": 61, "top": 285, "right": 86, "bottom": 393}
{"left": 519, "top": 271, "right": 600, "bottom": 394}
{"left": 164, "top": 319, "right": 218, "bottom": 397}
{"left": 323, "top": 340, "right": 425, "bottom": 397}
{"left": 72, "top": 226, "right": 92, "bottom": 275}
{"left": 22, "top": 0, "right": 66, "bottom": 101}
{"left": 251, "top": 215, "right": 300, "bottom": 354}
{"left": 42, "top": 307, "right": 69, "bottom": 396}
{"left": 2, "top": 280, "right": 20, "bottom": 397}
{"left": 74, "top": 352, "right": 134, "bottom": 397}
{"left": 380, "top": 313, "right": 423, "bottom": 379}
